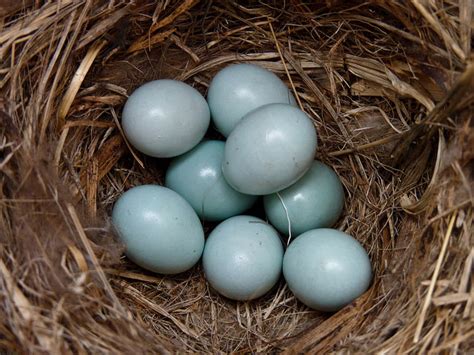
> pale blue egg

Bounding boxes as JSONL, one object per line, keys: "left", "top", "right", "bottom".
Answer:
{"left": 222, "top": 103, "right": 317, "bottom": 195}
{"left": 165, "top": 140, "right": 257, "bottom": 221}
{"left": 264, "top": 160, "right": 344, "bottom": 236}
{"left": 112, "top": 185, "right": 205, "bottom": 274}
{"left": 202, "top": 215, "right": 284, "bottom": 301}
{"left": 207, "top": 63, "right": 296, "bottom": 137}
{"left": 283, "top": 228, "right": 372, "bottom": 312}
{"left": 122, "top": 80, "right": 210, "bottom": 158}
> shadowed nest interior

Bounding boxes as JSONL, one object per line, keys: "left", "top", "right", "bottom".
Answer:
{"left": 0, "top": 1, "right": 473, "bottom": 353}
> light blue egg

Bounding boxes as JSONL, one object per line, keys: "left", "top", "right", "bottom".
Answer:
{"left": 122, "top": 80, "right": 210, "bottom": 158}
{"left": 283, "top": 228, "right": 372, "bottom": 312}
{"left": 202, "top": 215, "right": 284, "bottom": 301}
{"left": 222, "top": 103, "right": 317, "bottom": 195}
{"left": 264, "top": 160, "right": 344, "bottom": 236}
{"left": 112, "top": 185, "right": 205, "bottom": 274}
{"left": 165, "top": 140, "right": 257, "bottom": 221}
{"left": 207, "top": 63, "right": 296, "bottom": 137}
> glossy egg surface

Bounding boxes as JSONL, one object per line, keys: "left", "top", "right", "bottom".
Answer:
{"left": 264, "top": 160, "right": 344, "bottom": 236}
{"left": 283, "top": 228, "right": 372, "bottom": 312}
{"left": 202, "top": 215, "right": 284, "bottom": 300}
{"left": 223, "top": 103, "right": 317, "bottom": 195}
{"left": 165, "top": 140, "right": 257, "bottom": 221}
{"left": 122, "top": 80, "right": 210, "bottom": 158}
{"left": 112, "top": 185, "right": 205, "bottom": 274}
{"left": 207, "top": 63, "right": 296, "bottom": 137}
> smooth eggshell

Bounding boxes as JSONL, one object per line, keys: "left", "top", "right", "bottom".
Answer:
{"left": 222, "top": 103, "right": 317, "bottom": 195}
{"left": 264, "top": 160, "right": 344, "bottom": 236}
{"left": 165, "top": 140, "right": 257, "bottom": 221}
{"left": 122, "top": 80, "right": 210, "bottom": 158}
{"left": 283, "top": 228, "right": 372, "bottom": 312}
{"left": 207, "top": 63, "right": 296, "bottom": 137}
{"left": 112, "top": 185, "right": 205, "bottom": 274}
{"left": 202, "top": 215, "right": 284, "bottom": 301}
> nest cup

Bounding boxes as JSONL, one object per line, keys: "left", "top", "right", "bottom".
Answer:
{"left": 1, "top": 1, "right": 473, "bottom": 353}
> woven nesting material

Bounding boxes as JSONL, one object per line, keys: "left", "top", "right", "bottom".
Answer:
{"left": 0, "top": 1, "right": 472, "bottom": 353}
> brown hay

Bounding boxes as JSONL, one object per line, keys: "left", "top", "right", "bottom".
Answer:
{"left": 1, "top": 1, "right": 473, "bottom": 353}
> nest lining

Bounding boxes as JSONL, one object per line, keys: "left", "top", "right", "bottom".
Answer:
{"left": 0, "top": 1, "right": 473, "bottom": 353}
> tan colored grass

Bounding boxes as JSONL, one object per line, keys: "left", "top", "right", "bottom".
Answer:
{"left": 0, "top": 1, "right": 472, "bottom": 353}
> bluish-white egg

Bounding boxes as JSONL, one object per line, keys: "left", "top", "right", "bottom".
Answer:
{"left": 122, "top": 80, "right": 210, "bottom": 158}
{"left": 222, "top": 103, "right": 317, "bottom": 195}
{"left": 202, "top": 215, "right": 284, "bottom": 301}
{"left": 207, "top": 63, "right": 296, "bottom": 137}
{"left": 112, "top": 185, "right": 205, "bottom": 274}
{"left": 165, "top": 140, "right": 257, "bottom": 221}
{"left": 283, "top": 228, "right": 372, "bottom": 312}
{"left": 264, "top": 160, "right": 345, "bottom": 236}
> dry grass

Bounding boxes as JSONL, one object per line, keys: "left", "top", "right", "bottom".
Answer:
{"left": 0, "top": 0, "right": 473, "bottom": 353}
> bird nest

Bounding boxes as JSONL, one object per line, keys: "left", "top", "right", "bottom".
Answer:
{"left": 0, "top": 1, "right": 473, "bottom": 353}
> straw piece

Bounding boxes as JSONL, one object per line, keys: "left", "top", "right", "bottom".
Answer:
{"left": 149, "top": 0, "right": 199, "bottom": 32}
{"left": 67, "top": 245, "right": 89, "bottom": 274}
{"left": 127, "top": 28, "right": 176, "bottom": 54}
{"left": 459, "top": 0, "right": 472, "bottom": 56}
{"left": 85, "top": 158, "right": 98, "bottom": 217}
{"left": 432, "top": 293, "right": 470, "bottom": 306}
{"left": 105, "top": 269, "right": 174, "bottom": 286}
{"left": 0, "top": 259, "right": 52, "bottom": 350}
{"left": 119, "top": 281, "right": 200, "bottom": 339}
{"left": 77, "top": 6, "right": 130, "bottom": 50}
{"left": 111, "top": 108, "right": 144, "bottom": 169}
{"left": 78, "top": 134, "right": 126, "bottom": 195}
{"left": 268, "top": 21, "right": 303, "bottom": 111}
{"left": 67, "top": 203, "right": 124, "bottom": 312}
{"left": 414, "top": 212, "right": 457, "bottom": 343}
{"left": 410, "top": 0, "right": 465, "bottom": 61}
{"left": 282, "top": 291, "right": 372, "bottom": 353}
{"left": 57, "top": 40, "right": 107, "bottom": 128}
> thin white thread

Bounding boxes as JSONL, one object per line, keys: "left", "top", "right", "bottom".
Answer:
{"left": 276, "top": 192, "right": 292, "bottom": 245}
